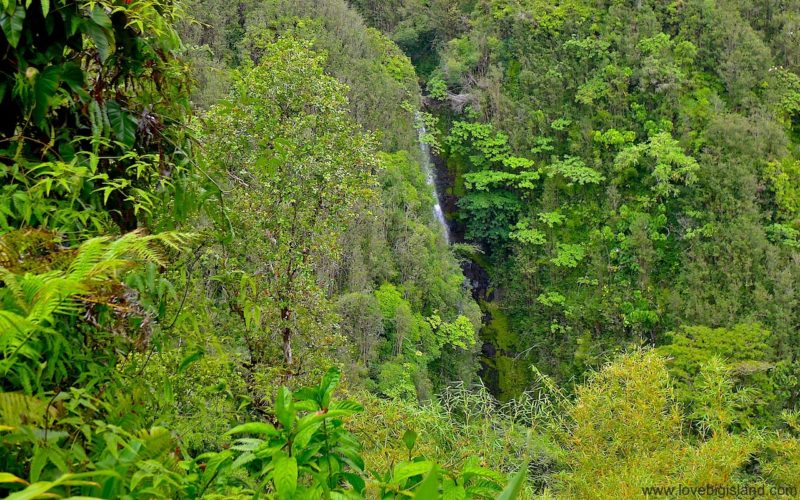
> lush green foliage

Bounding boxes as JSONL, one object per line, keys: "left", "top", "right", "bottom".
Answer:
{"left": 1, "top": 0, "right": 192, "bottom": 234}
{"left": 179, "top": 0, "right": 483, "bottom": 398}
{"left": 3, "top": 0, "right": 800, "bottom": 497}
{"left": 368, "top": 0, "right": 800, "bottom": 405}
{"left": 556, "top": 351, "right": 799, "bottom": 498}
{"left": 195, "top": 37, "right": 377, "bottom": 379}
{"left": 350, "top": 0, "right": 800, "bottom": 493}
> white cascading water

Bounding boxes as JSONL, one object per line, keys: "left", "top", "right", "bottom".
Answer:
{"left": 416, "top": 114, "right": 450, "bottom": 244}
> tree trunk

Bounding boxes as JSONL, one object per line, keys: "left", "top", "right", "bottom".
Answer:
{"left": 281, "top": 306, "right": 293, "bottom": 369}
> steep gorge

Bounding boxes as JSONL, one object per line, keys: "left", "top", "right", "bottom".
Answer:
{"left": 416, "top": 106, "right": 527, "bottom": 400}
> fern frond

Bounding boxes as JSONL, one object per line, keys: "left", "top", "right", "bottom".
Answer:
{"left": 64, "top": 230, "right": 194, "bottom": 283}
{"left": 20, "top": 271, "right": 67, "bottom": 307}
{"left": 0, "top": 392, "right": 56, "bottom": 427}
{"left": 0, "top": 269, "right": 27, "bottom": 314}
{"left": 151, "top": 231, "right": 195, "bottom": 252}
{"left": 0, "top": 311, "right": 37, "bottom": 357}
{"left": 27, "top": 276, "right": 86, "bottom": 322}
{"left": 1, "top": 228, "right": 192, "bottom": 392}
{"left": 67, "top": 236, "right": 111, "bottom": 280}
{"left": 104, "top": 230, "right": 165, "bottom": 267}
{"left": 138, "top": 427, "right": 177, "bottom": 459}
{"left": 0, "top": 310, "right": 35, "bottom": 334}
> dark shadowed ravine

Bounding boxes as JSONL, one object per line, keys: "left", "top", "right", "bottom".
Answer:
{"left": 416, "top": 117, "right": 522, "bottom": 400}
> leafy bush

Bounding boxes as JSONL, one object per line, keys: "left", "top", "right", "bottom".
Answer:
{"left": 0, "top": 0, "right": 192, "bottom": 234}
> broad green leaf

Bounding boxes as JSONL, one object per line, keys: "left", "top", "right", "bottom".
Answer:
{"left": 291, "top": 421, "right": 321, "bottom": 456}
{"left": 275, "top": 387, "right": 295, "bottom": 429}
{"left": 272, "top": 452, "right": 297, "bottom": 498}
{"left": 40, "top": 0, "right": 49, "bottom": 17}
{"left": 402, "top": 429, "right": 417, "bottom": 453}
{"left": 329, "top": 400, "right": 364, "bottom": 413}
{"left": 0, "top": 7, "right": 25, "bottom": 49}
{"left": 130, "top": 469, "right": 148, "bottom": 491}
{"left": 442, "top": 482, "right": 466, "bottom": 499}
{"left": 32, "top": 66, "right": 60, "bottom": 130}
{"left": 84, "top": 21, "right": 115, "bottom": 62}
{"left": 393, "top": 460, "right": 434, "bottom": 484}
{"left": 337, "top": 443, "right": 366, "bottom": 472}
{"left": 60, "top": 63, "right": 85, "bottom": 93}
{"left": 293, "top": 387, "right": 320, "bottom": 406}
{"left": 413, "top": 468, "right": 440, "bottom": 498}
{"left": 200, "top": 450, "right": 233, "bottom": 489}
{"left": 4, "top": 471, "right": 112, "bottom": 500}
{"left": 293, "top": 399, "right": 319, "bottom": 412}
{"left": 0, "top": 473, "right": 28, "bottom": 485}
{"left": 6, "top": 481, "right": 57, "bottom": 500}
{"left": 105, "top": 101, "right": 137, "bottom": 148}
{"left": 89, "top": 5, "right": 112, "bottom": 29}
{"left": 497, "top": 465, "right": 527, "bottom": 500}
{"left": 339, "top": 472, "right": 365, "bottom": 493}
{"left": 296, "top": 412, "right": 327, "bottom": 432}
{"left": 320, "top": 366, "right": 341, "bottom": 409}
{"left": 30, "top": 447, "right": 47, "bottom": 482}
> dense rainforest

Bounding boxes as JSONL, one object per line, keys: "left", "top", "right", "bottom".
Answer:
{"left": 1, "top": 0, "right": 800, "bottom": 497}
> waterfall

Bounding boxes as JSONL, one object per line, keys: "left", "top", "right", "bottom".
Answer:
{"left": 416, "top": 114, "right": 450, "bottom": 244}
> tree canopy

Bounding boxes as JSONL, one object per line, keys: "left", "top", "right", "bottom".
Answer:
{"left": 1, "top": 0, "right": 800, "bottom": 497}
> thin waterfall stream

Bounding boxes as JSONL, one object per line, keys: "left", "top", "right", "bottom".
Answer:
{"left": 414, "top": 112, "right": 516, "bottom": 400}
{"left": 416, "top": 114, "right": 450, "bottom": 244}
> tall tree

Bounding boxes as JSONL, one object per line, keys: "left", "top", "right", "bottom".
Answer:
{"left": 197, "top": 37, "right": 376, "bottom": 373}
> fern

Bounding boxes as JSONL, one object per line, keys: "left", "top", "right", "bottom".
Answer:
{"left": 0, "top": 393, "right": 56, "bottom": 428}
{"left": 67, "top": 230, "right": 192, "bottom": 281}
{"left": 0, "top": 229, "right": 192, "bottom": 393}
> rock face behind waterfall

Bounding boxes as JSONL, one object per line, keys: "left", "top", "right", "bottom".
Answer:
{"left": 414, "top": 112, "right": 525, "bottom": 401}
{"left": 416, "top": 114, "right": 450, "bottom": 244}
